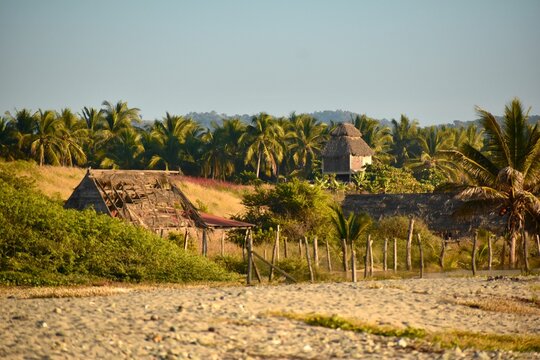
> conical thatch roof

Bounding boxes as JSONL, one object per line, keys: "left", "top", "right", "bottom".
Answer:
{"left": 322, "top": 123, "right": 374, "bottom": 157}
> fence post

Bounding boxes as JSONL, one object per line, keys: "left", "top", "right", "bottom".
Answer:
{"left": 220, "top": 232, "right": 225, "bottom": 257}
{"left": 471, "top": 231, "right": 478, "bottom": 276}
{"left": 269, "top": 231, "right": 279, "bottom": 281}
{"left": 487, "top": 235, "right": 493, "bottom": 271}
{"left": 406, "top": 218, "right": 415, "bottom": 271}
{"left": 284, "top": 236, "right": 288, "bottom": 258}
{"left": 276, "top": 225, "right": 281, "bottom": 262}
{"left": 364, "top": 234, "right": 370, "bottom": 279}
{"left": 313, "top": 236, "right": 319, "bottom": 267}
{"left": 393, "top": 237, "right": 397, "bottom": 272}
{"left": 369, "top": 237, "right": 374, "bottom": 277}
{"left": 439, "top": 238, "right": 446, "bottom": 270}
{"left": 305, "top": 237, "right": 314, "bottom": 283}
{"left": 522, "top": 228, "right": 530, "bottom": 273}
{"left": 202, "top": 229, "right": 208, "bottom": 257}
{"left": 536, "top": 234, "right": 540, "bottom": 257}
{"left": 383, "top": 238, "right": 388, "bottom": 272}
{"left": 183, "top": 228, "right": 189, "bottom": 250}
{"left": 247, "top": 230, "right": 253, "bottom": 285}
{"left": 351, "top": 240, "right": 357, "bottom": 283}
{"left": 417, "top": 233, "right": 424, "bottom": 279}
{"left": 326, "top": 239, "right": 332, "bottom": 271}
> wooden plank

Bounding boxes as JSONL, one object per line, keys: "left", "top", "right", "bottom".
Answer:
{"left": 252, "top": 251, "right": 297, "bottom": 283}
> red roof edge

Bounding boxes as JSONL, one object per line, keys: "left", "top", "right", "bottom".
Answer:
{"left": 199, "top": 212, "right": 254, "bottom": 229}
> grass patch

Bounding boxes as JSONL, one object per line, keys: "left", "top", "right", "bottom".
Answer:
{"left": 274, "top": 312, "right": 540, "bottom": 353}
{"left": 456, "top": 296, "right": 540, "bottom": 316}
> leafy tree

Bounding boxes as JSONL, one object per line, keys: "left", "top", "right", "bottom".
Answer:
{"left": 354, "top": 163, "right": 434, "bottom": 193}
{"left": 148, "top": 113, "right": 193, "bottom": 171}
{"left": 100, "top": 127, "right": 144, "bottom": 169}
{"left": 81, "top": 107, "right": 104, "bottom": 166}
{"left": 57, "top": 108, "right": 87, "bottom": 166}
{"left": 4, "top": 108, "right": 35, "bottom": 159}
{"left": 444, "top": 98, "right": 540, "bottom": 268}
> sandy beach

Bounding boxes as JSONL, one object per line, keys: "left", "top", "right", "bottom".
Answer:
{"left": 1, "top": 276, "right": 539, "bottom": 359}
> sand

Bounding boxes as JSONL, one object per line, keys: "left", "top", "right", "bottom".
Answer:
{"left": 1, "top": 276, "right": 539, "bottom": 359}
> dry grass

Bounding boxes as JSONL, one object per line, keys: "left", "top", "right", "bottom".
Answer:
{"left": 456, "top": 296, "right": 540, "bottom": 316}
{"left": 276, "top": 312, "right": 540, "bottom": 352}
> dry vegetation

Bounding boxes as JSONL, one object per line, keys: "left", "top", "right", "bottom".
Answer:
{"left": 456, "top": 296, "right": 540, "bottom": 316}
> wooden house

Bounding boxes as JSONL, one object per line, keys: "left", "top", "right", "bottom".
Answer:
{"left": 322, "top": 123, "right": 374, "bottom": 180}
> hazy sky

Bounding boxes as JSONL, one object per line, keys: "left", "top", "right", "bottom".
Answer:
{"left": 1, "top": 0, "right": 539, "bottom": 125}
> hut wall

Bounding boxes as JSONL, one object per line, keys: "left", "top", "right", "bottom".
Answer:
{"left": 322, "top": 156, "right": 350, "bottom": 174}
{"left": 350, "top": 155, "right": 372, "bottom": 172}
{"left": 64, "top": 176, "right": 110, "bottom": 214}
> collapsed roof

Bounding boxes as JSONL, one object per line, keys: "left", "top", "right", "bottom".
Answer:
{"left": 64, "top": 169, "right": 253, "bottom": 231}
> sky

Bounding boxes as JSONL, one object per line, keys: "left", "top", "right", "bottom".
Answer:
{"left": 1, "top": 0, "right": 539, "bottom": 125}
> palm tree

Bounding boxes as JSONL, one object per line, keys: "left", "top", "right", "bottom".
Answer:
{"left": 389, "top": 115, "right": 421, "bottom": 167}
{"left": 353, "top": 114, "right": 393, "bottom": 163}
{"left": 0, "top": 116, "right": 17, "bottom": 160}
{"left": 148, "top": 113, "right": 193, "bottom": 170}
{"left": 453, "top": 124, "right": 484, "bottom": 151}
{"left": 81, "top": 106, "right": 105, "bottom": 166}
{"left": 331, "top": 205, "right": 371, "bottom": 271}
{"left": 444, "top": 98, "right": 540, "bottom": 268}
{"left": 57, "top": 108, "right": 87, "bottom": 166}
{"left": 407, "top": 126, "right": 456, "bottom": 180}
{"left": 98, "top": 100, "right": 140, "bottom": 144}
{"left": 288, "top": 114, "right": 327, "bottom": 178}
{"left": 241, "top": 113, "right": 285, "bottom": 179}
{"left": 30, "top": 110, "right": 64, "bottom": 166}
{"left": 4, "top": 108, "right": 35, "bottom": 159}
{"left": 100, "top": 127, "right": 144, "bottom": 169}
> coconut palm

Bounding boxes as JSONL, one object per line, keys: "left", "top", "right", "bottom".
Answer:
{"left": 407, "top": 126, "right": 457, "bottom": 180}
{"left": 4, "top": 108, "right": 35, "bottom": 159}
{"left": 444, "top": 98, "right": 540, "bottom": 268}
{"left": 288, "top": 114, "right": 327, "bottom": 178}
{"left": 389, "top": 115, "right": 421, "bottom": 167}
{"left": 30, "top": 110, "right": 64, "bottom": 166}
{"left": 148, "top": 113, "right": 194, "bottom": 171}
{"left": 453, "top": 124, "right": 484, "bottom": 151}
{"left": 353, "top": 114, "right": 393, "bottom": 163}
{"left": 57, "top": 108, "right": 87, "bottom": 166}
{"left": 81, "top": 107, "right": 105, "bottom": 166}
{"left": 100, "top": 127, "right": 144, "bottom": 169}
{"left": 241, "top": 113, "right": 285, "bottom": 179}
{"left": 0, "top": 116, "right": 17, "bottom": 160}
{"left": 98, "top": 100, "right": 141, "bottom": 144}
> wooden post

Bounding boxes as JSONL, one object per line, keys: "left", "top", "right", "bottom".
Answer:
{"left": 364, "top": 234, "right": 370, "bottom": 279}
{"left": 351, "top": 240, "right": 357, "bottom": 283}
{"left": 487, "top": 235, "right": 493, "bottom": 271}
{"left": 160, "top": 229, "right": 164, "bottom": 238}
{"left": 522, "top": 228, "right": 530, "bottom": 273}
{"left": 183, "top": 228, "right": 189, "bottom": 250}
{"left": 417, "top": 233, "right": 424, "bottom": 279}
{"left": 313, "top": 236, "right": 319, "bottom": 267}
{"left": 252, "top": 257, "right": 262, "bottom": 283}
{"left": 439, "top": 239, "right": 446, "bottom": 270}
{"left": 369, "top": 237, "right": 374, "bottom": 277}
{"left": 269, "top": 232, "right": 279, "bottom": 281}
{"left": 252, "top": 251, "right": 297, "bottom": 283}
{"left": 383, "top": 238, "right": 388, "bottom": 272}
{"left": 305, "top": 237, "right": 314, "bottom": 283}
{"left": 326, "top": 239, "right": 333, "bottom": 271}
{"left": 202, "top": 229, "right": 208, "bottom": 257}
{"left": 220, "top": 232, "right": 225, "bottom": 257}
{"left": 393, "top": 238, "right": 397, "bottom": 272}
{"left": 406, "top": 218, "right": 415, "bottom": 271}
{"left": 341, "top": 239, "right": 349, "bottom": 272}
{"left": 501, "top": 240, "right": 506, "bottom": 269}
{"left": 264, "top": 249, "right": 267, "bottom": 260}
{"left": 536, "top": 234, "right": 540, "bottom": 257}
{"left": 284, "top": 237, "right": 288, "bottom": 258}
{"left": 242, "top": 229, "right": 248, "bottom": 261}
{"left": 471, "top": 231, "right": 478, "bottom": 276}
{"left": 275, "top": 225, "right": 281, "bottom": 262}
{"left": 247, "top": 230, "right": 253, "bottom": 285}
{"left": 299, "top": 240, "right": 303, "bottom": 258}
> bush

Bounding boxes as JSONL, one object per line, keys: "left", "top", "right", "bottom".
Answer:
{"left": 0, "top": 173, "right": 238, "bottom": 285}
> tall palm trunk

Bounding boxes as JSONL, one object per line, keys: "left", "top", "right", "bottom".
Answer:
{"left": 256, "top": 148, "right": 262, "bottom": 179}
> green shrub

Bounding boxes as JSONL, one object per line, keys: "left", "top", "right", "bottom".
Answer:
{"left": 213, "top": 255, "right": 248, "bottom": 274}
{"left": 0, "top": 174, "right": 238, "bottom": 285}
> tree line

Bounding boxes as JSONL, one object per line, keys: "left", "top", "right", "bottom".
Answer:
{"left": 0, "top": 99, "right": 491, "bottom": 185}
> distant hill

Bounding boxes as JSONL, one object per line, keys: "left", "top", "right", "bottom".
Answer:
{"left": 166, "top": 110, "right": 540, "bottom": 130}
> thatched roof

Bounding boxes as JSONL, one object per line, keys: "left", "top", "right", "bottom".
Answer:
{"left": 65, "top": 169, "right": 253, "bottom": 230}
{"left": 322, "top": 123, "right": 374, "bottom": 157}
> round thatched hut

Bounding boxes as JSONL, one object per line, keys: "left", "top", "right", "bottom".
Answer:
{"left": 322, "top": 122, "right": 374, "bottom": 180}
